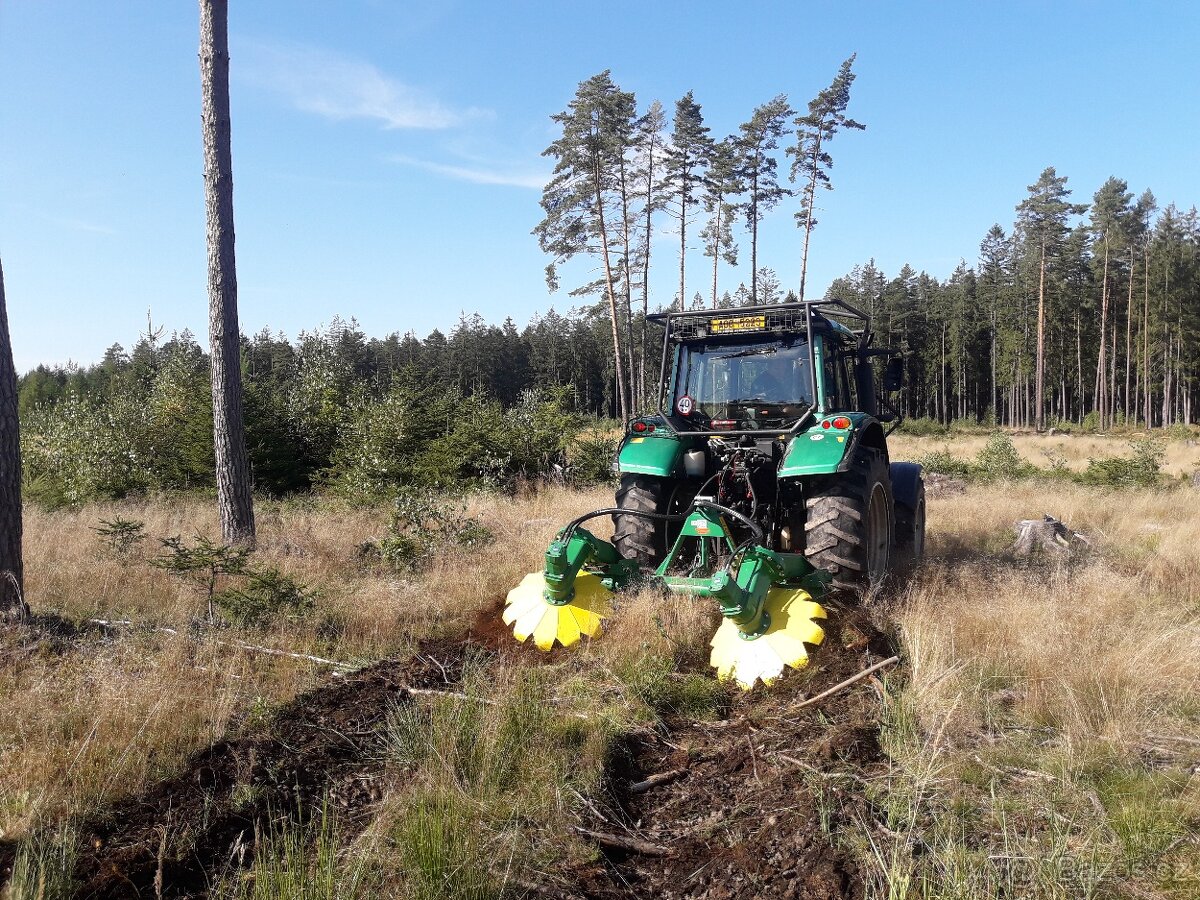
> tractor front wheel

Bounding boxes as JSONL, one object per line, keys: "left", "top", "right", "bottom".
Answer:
{"left": 803, "top": 448, "right": 894, "bottom": 592}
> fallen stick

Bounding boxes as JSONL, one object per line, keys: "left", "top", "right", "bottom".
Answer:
{"left": 794, "top": 655, "right": 901, "bottom": 710}
{"left": 628, "top": 768, "right": 687, "bottom": 794}
{"left": 88, "top": 618, "right": 354, "bottom": 670}
{"left": 572, "top": 827, "right": 672, "bottom": 857}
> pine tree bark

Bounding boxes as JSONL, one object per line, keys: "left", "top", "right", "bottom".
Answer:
{"left": 1034, "top": 240, "right": 1047, "bottom": 430}
{"left": 200, "top": 0, "right": 255, "bottom": 547}
{"left": 1095, "top": 237, "right": 1110, "bottom": 428}
{"left": 1124, "top": 250, "right": 1134, "bottom": 425}
{"left": 0, "top": 258, "right": 27, "bottom": 623}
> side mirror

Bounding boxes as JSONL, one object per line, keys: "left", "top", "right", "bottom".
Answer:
{"left": 883, "top": 357, "right": 905, "bottom": 392}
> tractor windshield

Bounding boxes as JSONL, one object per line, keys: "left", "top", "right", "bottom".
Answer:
{"left": 672, "top": 337, "right": 813, "bottom": 429}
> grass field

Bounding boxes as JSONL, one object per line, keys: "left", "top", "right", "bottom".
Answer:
{"left": 2, "top": 430, "right": 1198, "bottom": 898}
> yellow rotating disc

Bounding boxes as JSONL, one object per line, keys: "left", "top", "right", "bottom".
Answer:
{"left": 709, "top": 588, "right": 827, "bottom": 690}
{"left": 503, "top": 571, "right": 613, "bottom": 651}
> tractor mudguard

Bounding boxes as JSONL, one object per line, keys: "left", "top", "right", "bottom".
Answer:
{"left": 889, "top": 461, "right": 924, "bottom": 511}
{"left": 616, "top": 431, "right": 683, "bottom": 477}
{"left": 777, "top": 414, "right": 867, "bottom": 478}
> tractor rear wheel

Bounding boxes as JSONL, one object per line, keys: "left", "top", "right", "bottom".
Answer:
{"left": 803, "top": 448, "right": 894, "bottom": 592}
{"left": 613, "top": 474, "right": 667, "bottom": 566}
{"left": 613, "top": 474, "right": 692, "bottom": 567}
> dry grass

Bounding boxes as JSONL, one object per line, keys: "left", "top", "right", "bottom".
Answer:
{"left": 860, "top": 478, "right": 1200, "bottom": 898}
{"left": 1, "top": 486, "right": 611, "bottom": 842}
{"left": 7, "top": 433, "right": 1200, "bottom": 897}
{"left": 890, "top": 429, "right": 1200, "bottom": 477}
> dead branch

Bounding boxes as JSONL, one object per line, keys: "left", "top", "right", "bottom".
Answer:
{"left": 572, "top": 827, "right": 673, "bottom": 857}
{"left": 793, "top": 655, "right": 901, "bottom": 710}
{"left": 628, "top": 768, "right": 687, "bottom": 794}
{"left": 88, "top": 618, "right": 354, "bottom": 669}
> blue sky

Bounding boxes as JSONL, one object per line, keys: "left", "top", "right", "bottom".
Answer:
{"left": 2, "top": 0, "right": 1197, "bottom": 373}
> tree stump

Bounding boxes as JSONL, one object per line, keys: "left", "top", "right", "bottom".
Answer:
{"left": 1012, "top": 515, "right": 1089, "bottom": 557}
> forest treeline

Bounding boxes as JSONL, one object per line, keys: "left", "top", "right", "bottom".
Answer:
{"left": 16, "top": 168, "right": 1200, "bottom": 505}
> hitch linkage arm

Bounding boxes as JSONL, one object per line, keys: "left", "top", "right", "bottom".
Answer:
{"left": 543, "top": 527, "right": 638, "bottom": 605}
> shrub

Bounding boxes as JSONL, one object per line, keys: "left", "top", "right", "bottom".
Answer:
{"left": 1079, "top": 437, "right": 1165, "bottom": 488}
{"left": 567, "top": 434, "right": 617, "bottom": 486}
{"left": 901, "top": 417, "right": 951, "bottom": 437}
{"left": 153, "top": 534, "right": 253, "bottom": 623}
{"left": 93, "top": 517, "right": 147, "bottom": 559}
{"left": 358, "top": 491, "right": 493, "bottom": 572}
{"left": 917, "top": 447, "right": 972, "bottom": 478}
{"left": 973, "top": 432, "right": 1035, "bottom": 481}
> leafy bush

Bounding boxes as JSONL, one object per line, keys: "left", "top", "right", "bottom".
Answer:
{"left": 901, "top": 417, "right": 951, "bottom": 437}
{"left": 1079, "top": 437, "right": 1165, "bottom": 488}
{"left": 567, "top": 433, "right": 617, "bottom": 485}
{"left": 917, "top": 447, "right": 972, "bottom": 477}
{"left": 973, "top": 432, "right": 1036, "bottom": 481}
{"left": 358, "top": 491, "right": 493, "bottom": 572}
{"left": 329, "top": 383, "right": 590, "bottom": 499}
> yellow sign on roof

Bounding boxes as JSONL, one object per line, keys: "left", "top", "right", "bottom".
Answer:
{"left": 709, "top": 315, "right": 766, "bottom": 334}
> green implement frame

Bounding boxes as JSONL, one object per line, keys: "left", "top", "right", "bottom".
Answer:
{"left": 542, "top": 502, "right": 829, "bottom": 641}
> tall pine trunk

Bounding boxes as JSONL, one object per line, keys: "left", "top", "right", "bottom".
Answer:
{"left": 593, "top": 160, "right": 629, "bottom": 420}
{"left": 1034, "top": 239, "right": 1047, "bottom": 430}
{"left": 0, "top": 259, "right": 26, "bottom": 623}
{"left": 1095, "top": 237, "right": 1110, "bottom": 428}
{"left": 1124, "top": 250, "right": 1134, "bottom": 425}
{"left": 200, "top": 0, "right": 256, "bottom": 547}
{"left": 797, "top": 133, "right": 823, "bottom": 302}
{"left": 1142, "top": 244, "right": 1151, "bottom": 426}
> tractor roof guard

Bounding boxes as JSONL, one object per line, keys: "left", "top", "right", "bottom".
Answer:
{"left": 649, "top": 299, "right": 873, "bottom": 438}
{"left": 647, "top": 298, "right": 870, "bottom": 343}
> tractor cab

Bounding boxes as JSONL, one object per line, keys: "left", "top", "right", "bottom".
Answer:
{"left": 651, "top": 302, "right": 888, "bottom": 438}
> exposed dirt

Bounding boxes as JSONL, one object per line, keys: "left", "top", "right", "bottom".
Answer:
{"left": 567, "top": 604, "right": 896, "bottom": 899}
{"left": 70, "top": 639, "right": 467, "bottom": 900}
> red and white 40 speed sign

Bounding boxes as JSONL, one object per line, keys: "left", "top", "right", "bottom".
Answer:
{"left": 676, "top": 395, "right": 694, "bottom": 416}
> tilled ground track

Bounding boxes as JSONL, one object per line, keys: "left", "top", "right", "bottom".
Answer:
{"left": 569, "top": 605, "right": 893, "bottom": 900}
{"left": 1, "top": 604, "right": 896, "bottom": 899}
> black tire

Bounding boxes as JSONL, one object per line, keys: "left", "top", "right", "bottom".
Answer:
{"left": 612, "top": 474, "right": 668, "bottom": 566}
{"left": 803, "top": 448, "right": 894, "bottom": 591}
{"left": 894, "top": 478, "right": 926, "bottom": 574}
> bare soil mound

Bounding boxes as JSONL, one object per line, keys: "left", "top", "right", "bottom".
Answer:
{"left": 568, "top": 605, "right": 895, "bottom": 899}
{"left": 72, "top": 639, "right": 467, "bottom": 900}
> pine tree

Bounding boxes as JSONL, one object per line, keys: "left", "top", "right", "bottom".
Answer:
{"left": 199, "top": 0, "right": 255, "bottom": 546}
{"left": 664, "top": 92, "right": 713, "bottom": 312}
{"left": 789, "top": 55, "right": 865, "bottom": 301}
{"left": 1015, "top": 167, "right": 1087, "bottom": 430}
{"left": 631, "top": 100, "right": 668, "bottom": 401}
{"left": 733, "top": 95, "right": 793, "bottom": 302}
{"left": 1087, "top": 176, "right": 1133, "bottom": 428}
{"left": 700, "top": 138, "right": 740, "bottom": 307}
{"left": 535, "top": 71, "right": 637, "bottom": 419}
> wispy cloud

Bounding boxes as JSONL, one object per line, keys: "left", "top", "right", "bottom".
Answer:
{"left": 239, "top": 40, "right": 482, "bottom": 130}
{"left": 390, "top": 154, "right": 548, "bottom": 189}
{"left": 36, "top": 213, "right": 116, "bottom": 235}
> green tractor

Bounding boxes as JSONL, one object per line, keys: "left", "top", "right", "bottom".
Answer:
{"left": 503, "top": 299, "right": 924, "bottom": 688}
